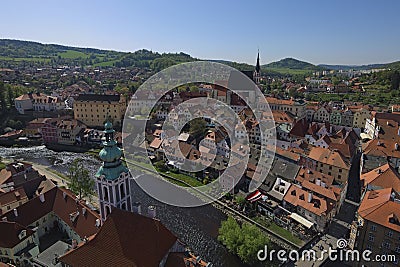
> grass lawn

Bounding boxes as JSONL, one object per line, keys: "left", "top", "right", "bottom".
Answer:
{"left": 158, "top": 170, "right": 203, "bottom": 187}
{"left": 254, "top": 217, "right": 303, "bottom": 246}
{"left": 125, "top": 157, "right": 154, "bottom": 170}
{"left": 45, "top": 167, "right": 69, "bottom": 181}
{"left": 57, "top": 50, "right": 90, "bottom": 59}
{"left": 0, "top": 55, "right": 51, "bottom": 62}
{"left": 0, "top": 162, "right": 6, "bottom": 170}
{"left": 267, "top": 222, "right": 303, "bottom": 246}
{"left": 268, "top": 67, "right": 313, "bottom": 76}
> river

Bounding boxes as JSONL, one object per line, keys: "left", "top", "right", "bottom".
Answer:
{"left": 0, "top": 145, "right": 246, "bottom": 267}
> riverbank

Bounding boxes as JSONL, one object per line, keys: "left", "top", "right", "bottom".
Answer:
{"left": 0, "top": 145, "right": 244, "bottom": 266}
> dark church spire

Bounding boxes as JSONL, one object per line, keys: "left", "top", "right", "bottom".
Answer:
{"left": 255, "top": 49, "right": 260, "bottom": 73}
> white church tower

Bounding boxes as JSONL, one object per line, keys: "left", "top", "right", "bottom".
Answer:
{"left": 95, "top": 121, "right": 132, "bottom": 221}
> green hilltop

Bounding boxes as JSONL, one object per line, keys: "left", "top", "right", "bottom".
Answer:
{"left": 1, "top": 39, "right": 399, "bottom": 75}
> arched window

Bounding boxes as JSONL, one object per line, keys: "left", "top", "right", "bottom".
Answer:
{"left": 120, "top": 183, "right": 125, "bottom": 199}
{"left": 103, "top": 187, "right": 109, "bottom": 201}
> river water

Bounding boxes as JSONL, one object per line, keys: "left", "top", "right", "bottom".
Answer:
{"left": 0, "top": 145, "right": 246, "bottom": 267}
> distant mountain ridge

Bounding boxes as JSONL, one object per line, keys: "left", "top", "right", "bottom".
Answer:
{"left": 0, "top": 39, "right": 399, "bottom": 72}
{"left": 318, "top": 63, "right": 387, "bottom": 71}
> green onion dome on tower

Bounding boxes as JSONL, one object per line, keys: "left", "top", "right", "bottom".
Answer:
{"left": 95, "top": 121, "right": 129, "bottom": 180}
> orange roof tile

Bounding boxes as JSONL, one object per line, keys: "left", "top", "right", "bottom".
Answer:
{"left": 358, "top": 188, "right": 400, "bottom": 232}
{"left": 283, "top": 185, "right": 334, "bottom": 216}
{"left": 363, "top": 139, "right": 400, "bottom": 159}
{"left": 308, "top": 147, "right": 350, "bottom": 170}
{"left": 59, "top": 208, "right": 177, "bottom": 267}
{"left": 361, "top": 164, "right": 400, "bottom": 192}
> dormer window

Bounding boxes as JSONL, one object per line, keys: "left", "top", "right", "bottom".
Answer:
{"left": 18, "top": 230, "right": 27, "bottom": 240}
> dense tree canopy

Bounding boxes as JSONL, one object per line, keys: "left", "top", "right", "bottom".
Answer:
{"left": 218, "top": 217, "right": 270, "bottom": 265}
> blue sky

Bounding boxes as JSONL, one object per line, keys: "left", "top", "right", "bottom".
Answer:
{"left": 2, "top": 0, "right": 400, "bottom": 65}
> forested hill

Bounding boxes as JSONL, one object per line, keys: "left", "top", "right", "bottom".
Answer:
{"left": 263, "top": 57, "right": 322, "bottom": 70}
{"left": 0, "top": 39, "right": 197, "bottom": 71}
{"left": 1, "top": 39, "right": 398, "bottom": 74}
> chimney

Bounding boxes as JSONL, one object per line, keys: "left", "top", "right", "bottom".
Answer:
{"left": 308, "top": 192, "right": 313, "bottom": 203}
{"left": 147, "top": 205, "right": 156, "bottom": 219}
{"left": 72, "top": 239, "right": 78, "bottom": 249}
{"left": 395, "top": 143, "right": 399, "bottom": 151}
{"left": 316, "top": 178, "right": 321, "bottom": 186}
{"left": 398, "top": 127, "right": 400, "bottom": 136}
{"left": 39, "top": 193, "right": 45, "bottom": 203}
{"left": 132, "top": 202, "right": 142, "bottom": 214}
{"left": 13, "top": 208, "right": 18, "bottom": 217}
{"left": 95, "top": 218, "right": 101, "bottom": 227}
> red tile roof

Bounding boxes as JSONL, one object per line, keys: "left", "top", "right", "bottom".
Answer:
{"left": 361, "top": 163, "right": 400, "bottom": 192}
{"left": 2, "top": 187, "right": 100, "bottom": 239}
{"left": 363, "top": 139, "right": 400, "bottom": 159}
{"left": 59, "top": 208, "right": 178, "bottom": 267}
{"left": 308, "top": 147, "right": 350, "bottom": 170}
{"left": 358, "top": 188, "right": 400, "bottom": 232}
{"left": 0, "top": 187, "right": 28, "bottom": 208}
{"left": 0, "top": 221, "right": 34, "bottom": 248}
{"left": 296, "top": 168, "right": 335, "bottom": 187}
{"left": 283, "top": 184, "right": 334, "bottom": 216}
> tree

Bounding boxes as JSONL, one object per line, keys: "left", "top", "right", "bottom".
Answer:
{"left": 189, "top": 118, "right": 207, "bottom": 137}
{"left": 7, "top": 86, "right": 14, "bottom": 107}
{"left": 391, "top": 70, "right": 400, "bottom": 90}
{"left": 154, "top": 160, "right": 167, "bottom": 172}
{"left": 0, "top": 82, "right": 6, "bottom": 111}
{"left": 68, "top": 159, "right": 95, "bottom": 200}
{"left": 218, "top": 217, "right": 270, "bottom": 265}
{"left": 235, "top": 195, "right": 246, "bottom": 206}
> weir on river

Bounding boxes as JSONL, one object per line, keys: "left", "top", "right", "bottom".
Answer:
{"left": 0, "top": 145, "right": 245, "bottom": 267}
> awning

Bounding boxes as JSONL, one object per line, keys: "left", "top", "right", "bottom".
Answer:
{"left": 360, "top": 133, "right": 371, "bottom": 140}
{"left": 290, "top": 213, "right": 314, "bottom": 229}
{"left": 246, "top": 190, "right": 263, "bottom": 202}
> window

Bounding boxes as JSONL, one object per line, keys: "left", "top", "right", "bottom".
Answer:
{"left": 371, "top": 225, "right": 377, "bottom": 231}
{"left": 120, "top": 183, "right": 125, "bottom": 199}
{"left": 388, "top": 231, "right": 393, "bottom": 237}
{"left": 382, "top": 241, "right": 391, "bottom": 249}
{"left": 103, "top": 187, "right": 109, "bottom": 201}
{"left": 368, "top": 233, "right": 375, "bottom": 242}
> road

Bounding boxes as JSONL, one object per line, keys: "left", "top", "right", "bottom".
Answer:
{"left": 346, "top": 152, "right": 362, "bottom": 203}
